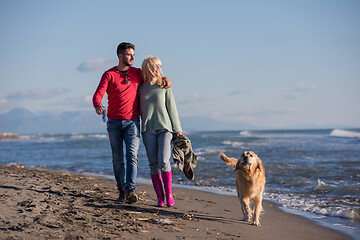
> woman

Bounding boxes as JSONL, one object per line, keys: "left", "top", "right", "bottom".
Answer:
{"left": 139, "top": 56, "right": 182, "bottom": 207}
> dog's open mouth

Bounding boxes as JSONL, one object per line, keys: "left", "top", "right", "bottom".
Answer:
{"left": 242, "top": 162, "right": 251, "bottom": 171}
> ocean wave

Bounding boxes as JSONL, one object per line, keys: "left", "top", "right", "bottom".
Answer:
{"left": 171, "top": 182, "right": 237, "bottom": 196}
{"left": 239, "top": 130, "right": 253, "bottom": 136}
{"left": 19, "top": 135, "right": 62, "bottom": 142}
{"left": 18, "top": 135, "right": 31, "bottom": 140}
{"left": 330, "top": 129, "right": 360, "bottom": 139}
{"left": 316, "top": 179, "right": 337, "bottom": 189}
{"left": 6, "top": 162, "right": 24, "bottom": 167}
{"left": 15, "top": 133, "right": 109, "bottom": 142}
{"left": 266, "top": 191, "right": 360, "bottom": 221}
{"left": 222, "top": 141, "right": 244, "bottom": 148}
{"left": 195, "top": 147, "right": 227, "bottom": 156}
{"left": 70, "top": 134, "right": 108, "bottom": 139}
{"left": 325, "top": 208, "right": 360, "bottom": 221}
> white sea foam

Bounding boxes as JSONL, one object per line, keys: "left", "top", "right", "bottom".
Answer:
{"left": 172, "top": 182, "right": 237, "bottom": 196}
{"left": 70, "top": 134, "right": 107, "bottom": 139}
{"left": 330, "top": 129, "right": 360, "bottom": 138}
{"left": 89, "top": 134, "right": 108, "bottom": 138}
{"left": 19, "top": 135, "right": 31, "bottom": 140}
{"left": 317, "top": 179, "right": 336, "bottom": 188}
{"left": 6, "top": 162, "right": 22, "bottom": 167}
{"left": 18, "top": 135, "right": 61, "bottom": 142}
{"left": 70, "top": 135, "right": 86, "bottom": 139}
{"left": 222, "top": 141, "right": 244, "bottom": 147}
{"left": 266, "top": 191, "right": 360, "bottom": 222}
{"left": 195, "top": 147, "right": 227, "bottom": 156}
{"left": 239, "top": 130, "right": 253, "bottom": 136}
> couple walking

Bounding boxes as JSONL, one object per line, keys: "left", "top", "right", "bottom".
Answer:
{"left": 93, "top": 42, "right": 182, "bottom": 207}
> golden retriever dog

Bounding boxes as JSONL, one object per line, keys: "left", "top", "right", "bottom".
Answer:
{"left": 219, "top": 151, "right": 266, "bottom": 226}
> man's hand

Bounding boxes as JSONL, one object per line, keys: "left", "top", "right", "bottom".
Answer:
{"left": 162, "top": 77, "right": 172, "bottom": 89}
{"left": 95, "top": 106, "right": 105, "bottom": 115}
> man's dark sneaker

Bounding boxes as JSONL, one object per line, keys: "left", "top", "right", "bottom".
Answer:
{"left": 125, "top": 189, "right": 138, "bottom": 204}
{"left": 115, "top": 188, "right": 126, "bottom": 202}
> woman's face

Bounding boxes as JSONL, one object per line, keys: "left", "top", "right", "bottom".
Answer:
{"left": 152, "top": 61, "right": 162, "bottom": 77}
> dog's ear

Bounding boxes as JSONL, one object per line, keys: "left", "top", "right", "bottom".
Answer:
{"left": 235, "top": 159, "right": 241, "bottom": 171}
{"left": 256, "top": 157, "right": 265, "bottom": 173}
{"left": 255, "top": 156, "right": 263, "bottom": 171}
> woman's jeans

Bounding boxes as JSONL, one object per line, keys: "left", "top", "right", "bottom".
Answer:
{"left": 107, "top": 119, "right": 140, "bottom": 192}
{"left": 142, "top": 129, "right": 173, "bottom": 175}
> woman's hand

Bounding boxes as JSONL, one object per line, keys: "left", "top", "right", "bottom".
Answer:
{"left": 162, "top": 77, "right": 172, "bottom": 89}
{"left": 175, "top": 132, "right": 182, "bottom": 137}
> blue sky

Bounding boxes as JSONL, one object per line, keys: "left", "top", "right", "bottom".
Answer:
{"left": 0, "top": 0, "right": 359, "bottom": 129}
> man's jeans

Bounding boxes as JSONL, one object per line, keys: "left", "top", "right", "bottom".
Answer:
{"left": 107, "top": 119, "right": 140, "bottom": 192}
{"left": 142, "top": 129, "right": 173, "bottom": 175}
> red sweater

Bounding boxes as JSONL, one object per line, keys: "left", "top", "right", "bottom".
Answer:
{"left": 93, "top": 66, "right": 143, "bottom": 120}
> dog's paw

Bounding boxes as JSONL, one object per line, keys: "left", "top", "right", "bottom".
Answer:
{"left": 243, "top": 212, "right": 252, "bottom": 222}
{"left": 242, "top": 216, "right": 252, "bottom": 222}
{"left": 252, "top": 220, "right": 260, "bottom": 226}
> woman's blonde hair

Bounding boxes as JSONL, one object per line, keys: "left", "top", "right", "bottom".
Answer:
{"left": 141, "top": 56, "right": 164, "bottom": 86}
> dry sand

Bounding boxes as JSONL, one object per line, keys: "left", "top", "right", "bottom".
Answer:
{"left": 0, "top": 165, "right": 351, "bottom": 240}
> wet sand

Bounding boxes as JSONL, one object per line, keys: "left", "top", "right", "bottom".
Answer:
{"left": 0, "top": 165, "right": 351, "bottom": 239}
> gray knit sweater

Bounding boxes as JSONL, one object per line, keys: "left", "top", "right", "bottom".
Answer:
{"left": 139, "top": 83, "right": 182, "bottom": 133}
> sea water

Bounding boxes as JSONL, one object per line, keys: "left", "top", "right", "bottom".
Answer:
{"left": 1, "top": 129, "right": 359, "bottom": 239}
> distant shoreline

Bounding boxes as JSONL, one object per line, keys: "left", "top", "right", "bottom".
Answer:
{"left": 0, "top": 133, "right": 19, "bottom": 140}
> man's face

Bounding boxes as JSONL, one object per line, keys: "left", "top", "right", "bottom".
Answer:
{"left": 120, "top": 48, "right": 135, "bottom": 66}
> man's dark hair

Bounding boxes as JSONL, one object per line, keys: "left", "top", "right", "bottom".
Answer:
{"left": 117, "top": 42, "right": 135, "bottom": 57}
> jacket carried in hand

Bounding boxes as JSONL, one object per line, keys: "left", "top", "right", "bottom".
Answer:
{"left": 172, "top": 134, "right": 197, "bottom": 180}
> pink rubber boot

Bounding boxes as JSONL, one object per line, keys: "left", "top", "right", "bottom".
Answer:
{"left": 161, "top": 171, "right": 175, "bottom": 207}
{"left": 150, "top": 173, "right": 165, "bottom": 207}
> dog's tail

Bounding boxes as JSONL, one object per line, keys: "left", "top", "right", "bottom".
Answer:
{"left": 219, "top": 152, "right": 238, "bottom": 169}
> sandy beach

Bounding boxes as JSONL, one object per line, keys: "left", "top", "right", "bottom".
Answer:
{"left": 0, "top": 165, "right": 351, "bottom": 240}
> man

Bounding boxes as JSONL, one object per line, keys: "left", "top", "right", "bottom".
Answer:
{"left": 93, "top": 42, "right": 171, "bottom": 204}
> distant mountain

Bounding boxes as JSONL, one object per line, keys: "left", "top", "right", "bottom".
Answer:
{"left": 0, "top": 108, "right": 255, "bottom": 134}
{"left": 0, "top": 108, "right": 36, "bottom": 132}
{"left": 0, "top": 108, "right": 107, "bottom": 134}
